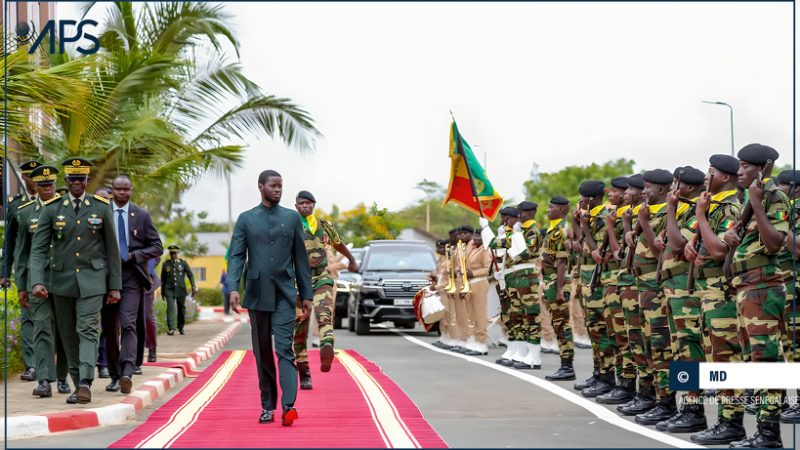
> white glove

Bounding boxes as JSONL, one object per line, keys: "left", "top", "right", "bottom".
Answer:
{"left": 510, "top": 230, "right": 526, "bottom": 257}
{"left": 497, "top": 225, "right": 506, "bottom": 235}
{"left": 479, "top": 217, "right": 490, "bottom": 229}
{"left": 481, "top": 226, "right": 496, "bottom": 250}
{"left": 513, "top": 222, "right": 522, "bottom": 232}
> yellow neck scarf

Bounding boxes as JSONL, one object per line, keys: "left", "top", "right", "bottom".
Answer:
{"left": 303, "top": 214, "right": 318, "bottom": 234}
{"left": 616, "top": 205, "right": 631, "bottom": 218}
{"left": 547, "top": 218, "right": 564, "bottom": 232}
{"left": 648, "top": 203, "right": 667, "bottom": 214}
{"left": 522, "top": 219, "right": 536, "bottom": 229}
{"left": 589, "top": 204, "right": 605, "bottom": 218}
{"left": 709, "top": 189, "right": 738, "bottom": 213}
{"left": 676, "top": 198, "right": 697, "bottom": 218}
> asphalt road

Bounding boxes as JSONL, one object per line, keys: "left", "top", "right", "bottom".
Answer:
{"left": 10, "top": 320, "right": 799, "bottom": 448}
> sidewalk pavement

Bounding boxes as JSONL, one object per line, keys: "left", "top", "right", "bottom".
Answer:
{"left": 2, "top": 308, "right": 248, "bottom": 440}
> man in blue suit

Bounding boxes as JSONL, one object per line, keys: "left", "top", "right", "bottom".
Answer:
{"left": 228, "top": 169, "right": 313, "bottom": 426}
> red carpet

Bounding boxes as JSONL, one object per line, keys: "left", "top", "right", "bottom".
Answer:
{"left": 111, "top": 349, "right": 447, "bottom": 448}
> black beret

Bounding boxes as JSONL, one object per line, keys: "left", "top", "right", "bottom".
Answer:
{"left": 579, "top": 180, "right": 605, "bottom": 197}
{"left": 709, "top": 154, "right": 739, "bottom": 176}
{"left": 627, "top": 174, "right": 644, "bottom": 189}
{"left": 674, "top": 166, "right": 705, "bottom": 186}
{"left": 777, "top": 170, "right": 800, "bottom": 186}
{"left": 436, "top": 239, "right": 449, "bottom": 246}
{"left": 168, "top": 245, "right": 180, "bottom": 251}
{"left": 448, "top": 227, "right": 460, "bottom": 235}
{"left": 643, "top": 169, "right": 673, "bottom": 186}
{"left": 505, "top": 207, "right": 520, "bottom": 217}
{"left": 518, "top": 201, "right": 538, "bottom": 211}
{"left": 460, "top": 226, "right": 475, "bottom": 233}
{"left": 550, "top": 196, "right": 569, "bottom": 205}
{"left": 610, "top": 177, "right": 629, "bottom": 190}
{"left": 296, "top": 190, "right": 316, "bottom": 203}
{"left": 738, "top": 143, "right": 779, "bottom": 166}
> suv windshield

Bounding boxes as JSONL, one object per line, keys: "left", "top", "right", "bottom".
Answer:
{"left": 364, "top": 245, "right": 436, "bottom": 272}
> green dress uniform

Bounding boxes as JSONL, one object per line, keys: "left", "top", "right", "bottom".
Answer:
{"left": 29, "top": 159, "right": 122, "bottom": 394}
{"left": 160, "top": 254, "right": 196, "bottom": 333}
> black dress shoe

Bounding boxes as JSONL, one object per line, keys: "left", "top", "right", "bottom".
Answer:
{"left": 57, "top": 380, "right": 70, "bottom": 394}
{"left": 729, "top": 420, "right": 782, "bottom": 448}
{"left": 259, "top": 409, "right": 274, "bottom": 423}
{"left": 66, "top": 391, "right": 79, "bottom": 404}
{"left": 574, "top": 372, "right": 599, "bottom": 391}
{"left": 581, "top": 375, "right": 614, "bottom": 398}
{"left": 20, "top": 367, "right": 36, "bottom": 381}
{"left": 617, "top": 387, "right": 658, "bottom": 416}
{"left": 32, "top": 380, "right": 52, "bottom": 397}
{"left": 147, "top": 349, "right": 157, "bottom": 363}
{"left": 499, "top": 359, "right": 515, "bottom": 367}
{"left": 665, "top": 404, "right": 707, "bottom": 433}
{"left": 495, "top": 357, "right": 512, "bottom": 365}
{"left": 106, "top": 380, "right": 121, "bottom": 392}
{"left": 635, "top": 400, "right": 678, "bottom": 426}
{"left": 179, "top": 329, "right": 185, "bottom": 335}
{"left": 511, "top": 361, "right": 540, "bottom": 370}
{"left": 655, "top": 410, "right": 683, "bottom": 431}
{"left": 596, "top": 379, "right": 635, "bottom": 404}
{"left": 689, "top": 419, "right": 747, "bottom": 445}
{"left": 76, "top": 384, "right": 92, "bottom": 404}
{"left": 780, "top": 402, "right": 800, "bottom": 423}
{"left": 98, "top": 366, "right": 110, "bottom": 379}
{"left": 134, "top": 366, "right": 143, "bottom": 375}
{"left": 119, "top": 376, "right": 133, "bottom": 394}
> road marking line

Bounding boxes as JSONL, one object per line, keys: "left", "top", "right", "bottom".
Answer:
{"left": 389, "top": 328, "right": 704, "bottom": 449}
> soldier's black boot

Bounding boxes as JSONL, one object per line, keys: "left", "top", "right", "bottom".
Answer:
{"left": 546, "top": 360, "right": 576, "bottom": 381}
{"left": 689, "top": 417, "right": 746, "bottom": 445}
{"left": 780, "top": 402, "right": 800, "bottom": 423}
{"left": 581, "top": 372, "right": 614, "bottom": 398}
{"left": 618, "top": 385, "right": 657, "bottom": 416}
{"left": 298, "top": 362, "right": 312, "bottom": 390}
{"left": 596, "top": 377, "right": 635, "bottom": 404}
{"left": 574, "top": 368, "right": 599, "bottom": 391}
{"left": 57, "top": 379, "right": 70, "bottom": 394}
{"left": 32, "top": 380, "right": 52, "bottom": 397}
{"left": 635, "top": 391, "right": 677, "bottom": 425}
{"left": 729, "top": 420, "right": 782, "bottom": 448}
{"left": 20, "top": 367, "right": 36, "bottom": 381}
{"left": 666, "top": 403, "right": 707, "bottom": 433}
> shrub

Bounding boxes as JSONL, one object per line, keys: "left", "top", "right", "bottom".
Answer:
{"left": 0, "top": 287, "right": 26, "bottom": 379}
{"left": 194, "top": 287, "right": 223, "bottom": 306}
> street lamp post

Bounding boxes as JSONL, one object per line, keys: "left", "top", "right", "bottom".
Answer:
{"left": 702, "top": 100, "right": 735, "bottom": 155}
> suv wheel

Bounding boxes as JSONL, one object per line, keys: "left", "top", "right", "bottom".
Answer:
{"left": 355, "top": 308, "right": 371, "bottom": 335}
{"left": 334, "top": 314, "right": 343, "bottom": 330}
{"left": 347, "top": 304, "right": 355, "bottom": 332}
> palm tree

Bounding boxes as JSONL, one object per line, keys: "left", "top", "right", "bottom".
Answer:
{"left": 41, "top": 2, "right": 320, "bottom": 211}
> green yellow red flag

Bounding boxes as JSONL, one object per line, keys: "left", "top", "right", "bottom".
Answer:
{"left": 443, "top": 120, "right": 503, "bottom": 220}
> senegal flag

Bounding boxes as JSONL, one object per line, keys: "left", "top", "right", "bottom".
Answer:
{"left": 443, "top": 121, "right": 503, "bottom": 220}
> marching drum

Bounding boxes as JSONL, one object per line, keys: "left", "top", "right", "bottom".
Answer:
{"left": 420, "top": 288, "right": 446, "bottom": 324}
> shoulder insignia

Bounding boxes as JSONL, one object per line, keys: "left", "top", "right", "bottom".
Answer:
{"left": 17, "top": 200, "right": 35, "bottom": 210}
{"left": 93, "top": 194, "right": 110, "bottom": 204}
{"left": 43, "top": 196, "right": 60, "bottom": 205}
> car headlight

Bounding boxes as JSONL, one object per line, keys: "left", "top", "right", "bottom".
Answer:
{"left": 360, "top": 281, "right": 384, "bottom": 296}
{"left": 336, "top": 280, "right": 351, "bottom": 293}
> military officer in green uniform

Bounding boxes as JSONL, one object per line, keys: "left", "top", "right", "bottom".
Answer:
{"left": 2, "top": 159, "right": 42, "bottom": 382}
{"left": 776, "top": 169, "right": 799, "bottom": 424}
{"left": 227, "top": 169, "right": 313, "bottom": 426}
{"left": 292, "top": 190, "right": 358, "bottom": 390}
{"left": 160, "top": 245, "right": 197, "bottom": 335}
{"left": 29, "top": 158, "right": 122, "bottom": 404}
{"left": 15, "top": 165, "right": 71, "bottom": 397}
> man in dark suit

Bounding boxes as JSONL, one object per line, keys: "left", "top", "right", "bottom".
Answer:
{"left": 102, "top": 175, "right": 163, "bottom": 394}
{"left": 228, "top": 169, "right": 313, "bottom": 427}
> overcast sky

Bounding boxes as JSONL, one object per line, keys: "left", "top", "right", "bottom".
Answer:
{"left": 59, "top": 2, "right": 794, "bottom": 223}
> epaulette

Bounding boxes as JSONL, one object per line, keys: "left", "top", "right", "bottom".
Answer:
{"left": 93, "top": 194, "right": 110, "bottom": 204}
{"left": 43, "top": 195, "right": 61, "bottom": 205}
{"left": 17, "top": 200, "right": 35, "bottom": 210}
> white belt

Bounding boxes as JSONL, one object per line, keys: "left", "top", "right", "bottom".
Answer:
{"left": 507, "top": 263, "right": 538, "bottom": 274}
{"left": 469, "top": 276, "right": 488, "bottom": 285}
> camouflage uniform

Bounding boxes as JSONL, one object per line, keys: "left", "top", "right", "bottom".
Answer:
{"left": 605, "top": 206, "right": 635, "bottom": 383}
{"left": 293, "top": 217, "right": 342, "bottom": 364}
{"left": 541, "top": 218, "right": 574, "bottom": 361}
{"left": 661, "top": 200, "right": 703, "bottom": 398}
{"left": 777, "top": 200, "right": 799, "bottom": 370}
{"left": 632, "top": 203, "right": 671, "bottom": 400}
{"left": 694, "top": 190, "right": 743, "bottom": 422}
{"left": 731, "top": 186, "right": 791, "bottom": 424}
{"left": 508, "top": 220, "right": 543, "bottom": 345}
{"left": 580, "top": 205, "right": 616, "bottom": 378}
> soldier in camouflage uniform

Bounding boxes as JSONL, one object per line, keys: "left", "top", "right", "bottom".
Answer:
{"left": 656, "top": 166, "right": 708, "bottom": 433}
{"left": 575, "top": 180, "right": 616, "bottom": 397}
{"left": 293, "top": 191, "right": 358, "bottom": 390}
{"left": 724, "top": 145, "right": 790, "bottom": 448}
{"left": 776, "top": 170, "right": 799, "bottom": 424}
{"left": 595, "top": 177, "right": 636, "bottom": 405}
{"left": 687, "top": 154, "right": 746, "bottom": 444}
{"left": 629, "top": 169, "right": 676, "bottom": 425}
{"left": 504, "top": 201, "right": 543, "bottom": 370}
{"left": 1, "top": 160, "right": 42, "bottom": 382}
{"left": 488, "top": 207, "right": 521, "bottom": 366}
{"left": 541, "top": 196, "right": 576, "bottom": 380}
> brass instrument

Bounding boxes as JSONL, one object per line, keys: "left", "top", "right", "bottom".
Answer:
{"left": 458, "top": 241, "right": 471, "bottom": 295}
{"left": 444, "top": 244, "right": 457, "bottom": 294}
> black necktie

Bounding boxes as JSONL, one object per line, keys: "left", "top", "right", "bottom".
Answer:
{"left": 74, "top": 198, "right": 81, "bottom": 213}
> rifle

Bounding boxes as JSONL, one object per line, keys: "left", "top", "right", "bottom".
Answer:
{"left": 656, "top": 172, "right": 683, "bottom": 284}
{"left": 688, "top": 173, "right": 714, "bottom": 294}
{"left": 590, "top": 233, "right": 609, "bottom": 292}
{"left": 723, "top": 159, "right": 775, "bottom": 278}
{"left": 627, "top": 194, "right": 650, "bottom": 274}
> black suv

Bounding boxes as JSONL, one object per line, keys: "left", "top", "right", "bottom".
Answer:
{"left": 347, "top": 240, "right": 435, "bottom": 335}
